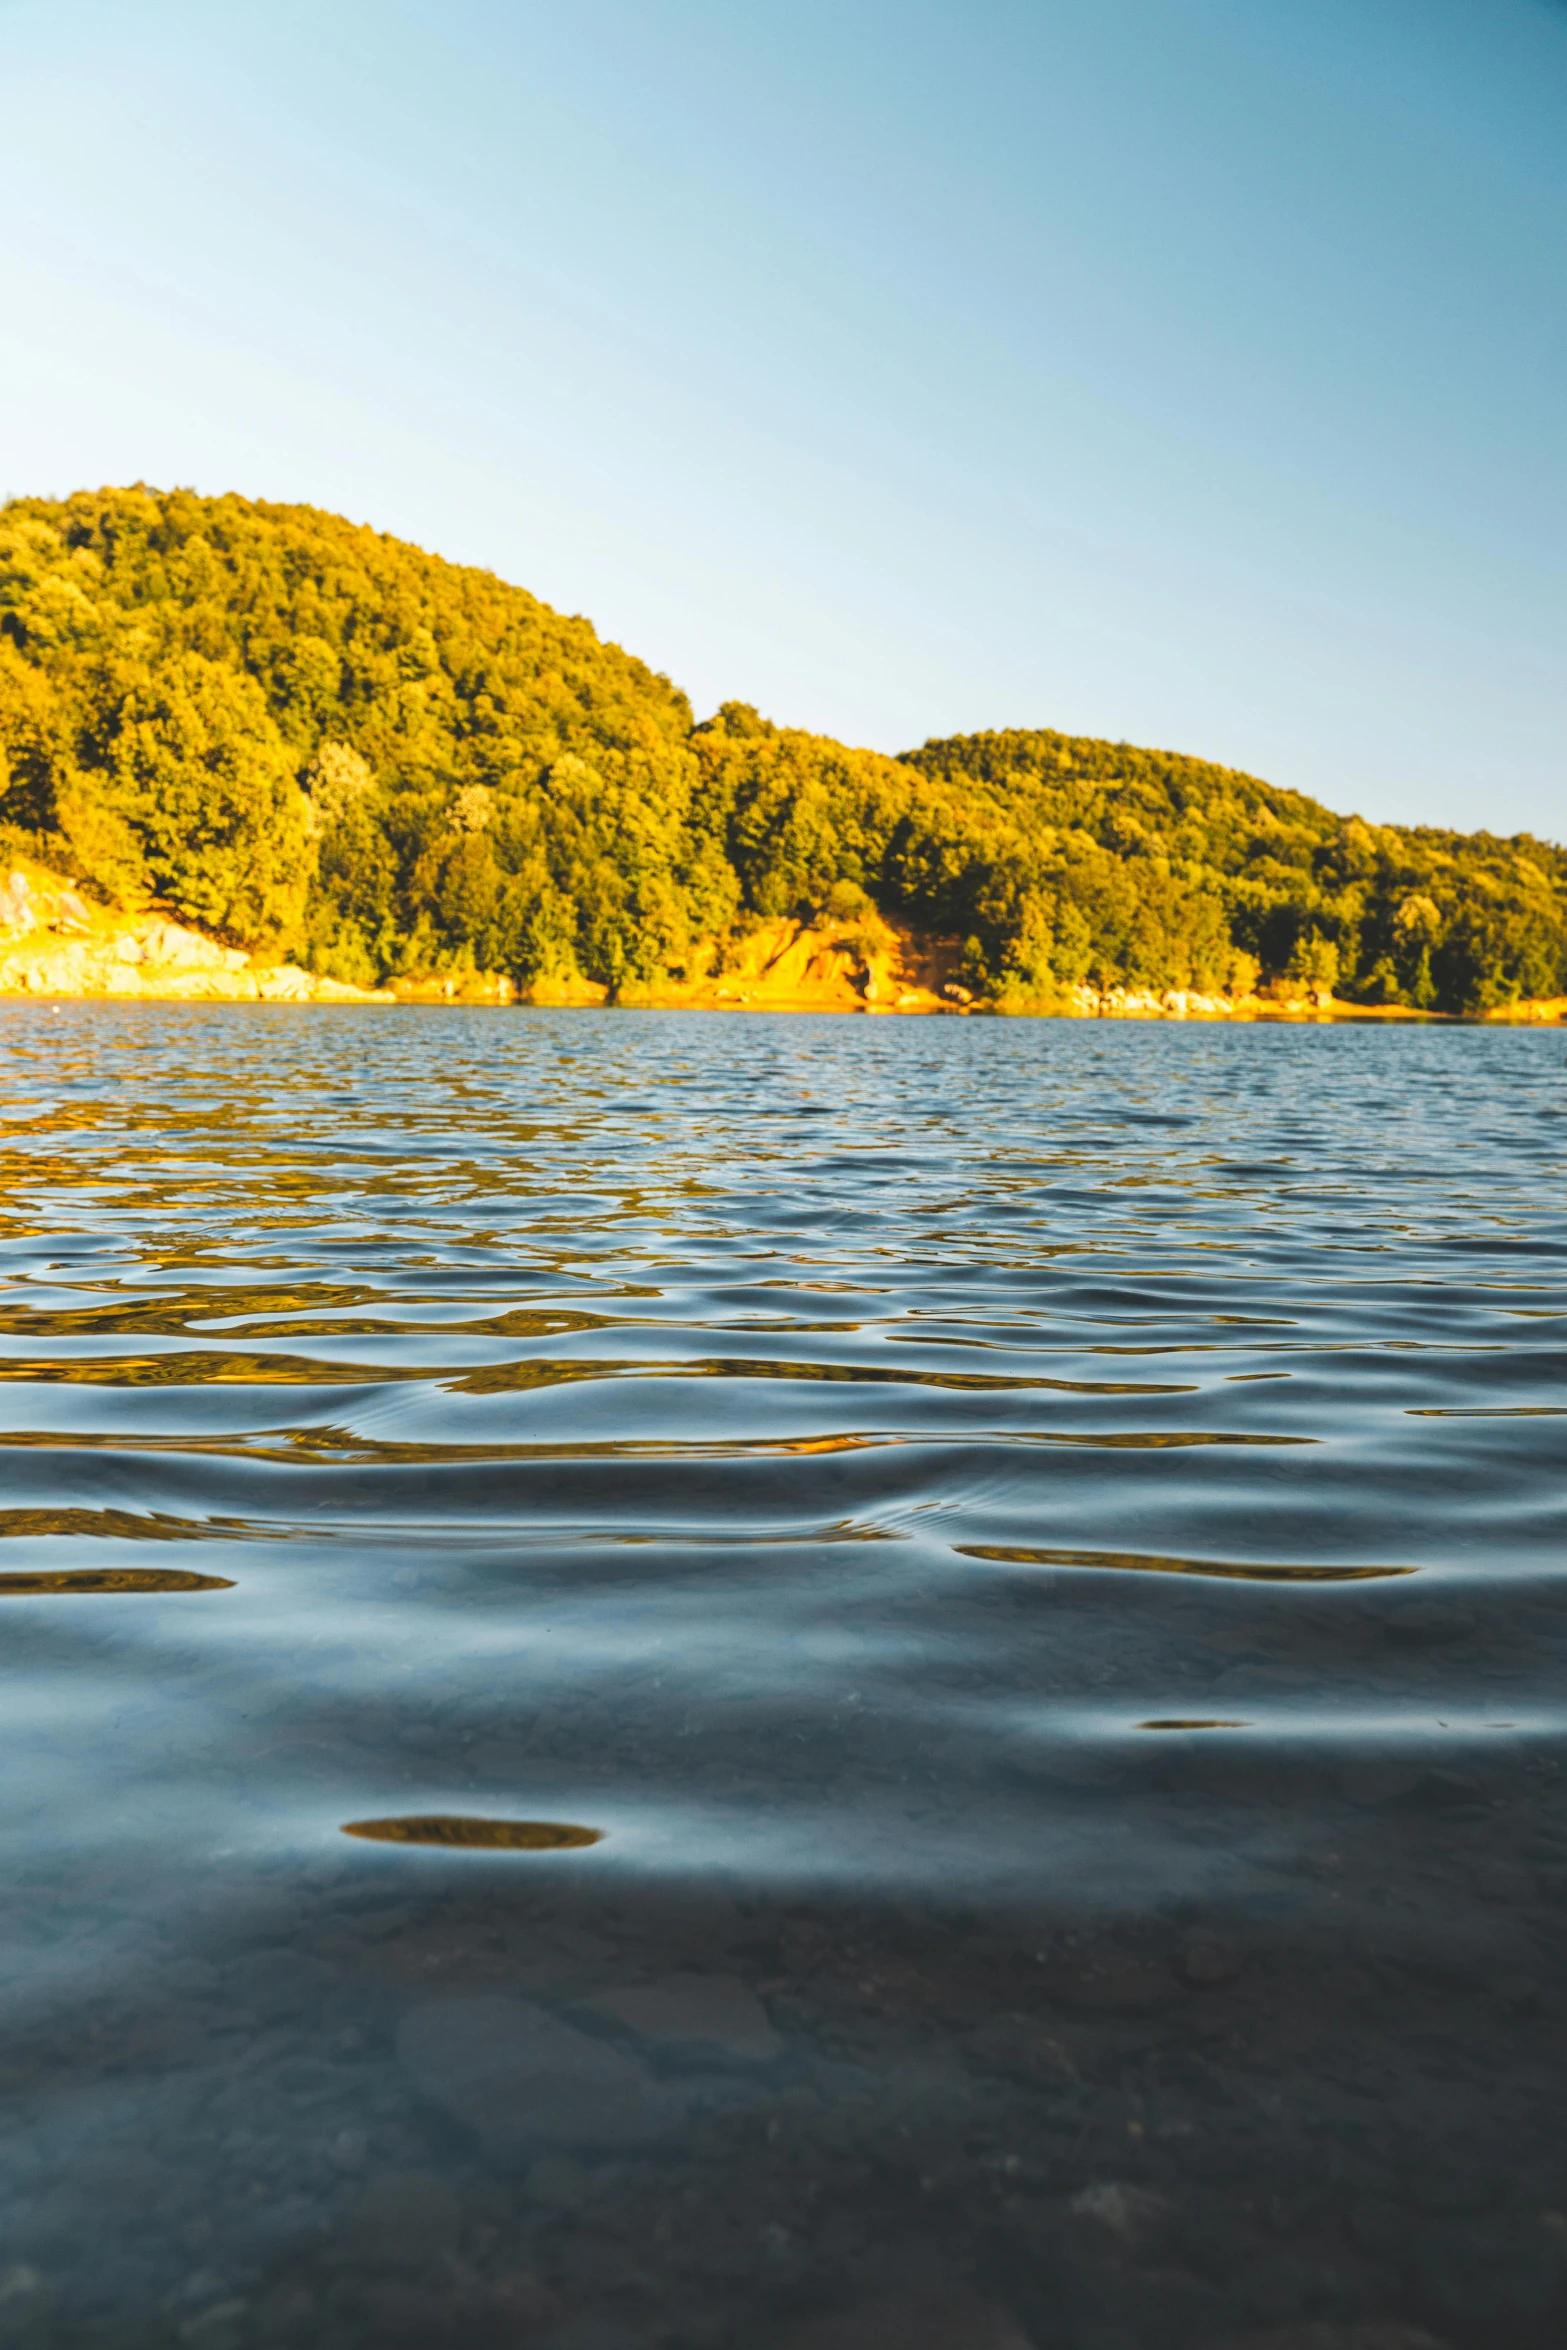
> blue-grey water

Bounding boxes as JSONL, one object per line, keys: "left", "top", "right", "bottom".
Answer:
{"left": 2, "top": 1005, "right": 1564, "bottom": 2350}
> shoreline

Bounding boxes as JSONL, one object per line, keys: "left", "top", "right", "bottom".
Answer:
{"left": 1, "top": 869, "right": 1560, "bottom": 1023}
{"left": 10, "top": 987, "right": 1562, "bottom": 1025}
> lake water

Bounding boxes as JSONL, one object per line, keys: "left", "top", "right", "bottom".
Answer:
{"left": 2, "top": 1004, "right": 1565, "bottom": 2350}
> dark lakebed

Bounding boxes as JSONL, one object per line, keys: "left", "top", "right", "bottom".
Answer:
{"left": 0, "top": 1004, "right": 1564, "bottom": 2350}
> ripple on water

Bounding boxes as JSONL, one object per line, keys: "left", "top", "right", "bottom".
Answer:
{"left": 0, "top": 1008, "right": 1562, "bottom": 2342}
{"left": 0, "top": 1008, "right": 1557, "bottom": 1898}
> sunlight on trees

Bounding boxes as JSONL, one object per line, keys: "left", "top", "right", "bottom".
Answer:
{"left": 0, "top": 489, "right": 1561, "bottom": 1012}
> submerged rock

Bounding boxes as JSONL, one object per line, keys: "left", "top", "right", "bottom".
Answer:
{"left": 1180, "top": 1930, "right": 1244, "bottom": 1985}
{"left": 1070, "top": 2179, "right": 1172, "bottom": 2248}
{"left": 397, "top": 1994, "right": 679, "bottom": 2156}
{"left": 1040, "top": 1944, "right": 1177, "bottom": 2013}
{"left": 587, "top": 1972, "right": 781, "bottom": 2063}
{"left": 762, "top": 2289, "right": 1036, "bottom": 2349}
{"left": 1205, "top": 2328, "right": 1452, "bottom": 2350}
{"left": 341, "top": 2169, "right": 462, "bottom": 2271}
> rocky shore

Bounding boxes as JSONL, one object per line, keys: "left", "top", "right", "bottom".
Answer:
{"left": 0, "top": 865, "right": 388, "bottom": 1003}
{"left": 1, "top": 866, "right": 1560, "bottom": 1022}
{"left": 526, "top": 913, "right": 1565, "bottom": 1024}
{"left": 518, "top": 912, "right": 1259, "bottom": 1019}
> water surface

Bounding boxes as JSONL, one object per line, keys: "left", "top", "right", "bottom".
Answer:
{"left": 2, "top": 1006, "right": 1564, "bottom": 2349}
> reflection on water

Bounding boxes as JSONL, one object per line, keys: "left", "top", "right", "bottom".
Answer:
{"left": 1, "top": 1003, "right": 1565, "bottom": 2348}
{"left": 955, "top": 1541, "right": 1417, "bottom": 1580}
{"left": 1136, "top": 1719, "right": 1249, "bottom": 1732}
{"left": 342, "top": 1816, "right": 604, "bottom": 1850}
{"left": 0, "top": 1566, "right": 235, "bottom": 1592}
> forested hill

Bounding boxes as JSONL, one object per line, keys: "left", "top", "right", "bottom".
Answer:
{"left": 1, "top": 485, "right": 1562, "bottom": 1014}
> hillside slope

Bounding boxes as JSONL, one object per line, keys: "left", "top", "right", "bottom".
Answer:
{"left": 0, "top": 486, "right": 1561, "bottom": 1015}
{"left": 901, "top": 729, "right": 1567, "bottom": 1015}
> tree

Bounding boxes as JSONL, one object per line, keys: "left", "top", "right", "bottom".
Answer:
{"left": 0, "top": 486, "right": 1560, "bottom": 1010}
{"left": 86, "top": 654, "right": 316, "bottom": 944}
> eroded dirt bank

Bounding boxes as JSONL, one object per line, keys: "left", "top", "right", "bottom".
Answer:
{"left": 517, "top": 912, "right": 1566, "bottom": 1024}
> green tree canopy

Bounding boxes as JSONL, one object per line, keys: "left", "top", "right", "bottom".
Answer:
{"left": 1, "top": 487, "right": 1561, "bottom": 1012}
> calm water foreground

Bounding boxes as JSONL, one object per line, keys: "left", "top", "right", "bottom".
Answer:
{"left": 1, "top": 1005, "right": 1565, "bottom": 2350}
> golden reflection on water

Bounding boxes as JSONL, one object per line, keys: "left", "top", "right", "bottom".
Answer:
{"left": 0, "top": 1506, "right": 257, "bottom": 1542}
{"left": 1139, "top": 1718, "right": 1250, "bottom": 1731}
{"left": 1021, "top": 1432, "right": 1313, "bottom": 1449}
{"left": 957, "top": 1543, "right": 1416, "bottom": 1583}
{"left": 0, "top": 1568, "right": 235, "bottom": 1594}
{"left": 0, "top": 1426, "right": 895, "bottom": 1466}
{"left": 341, "top": 1815, "right": 603, "bottom": 1850}
{"left": 0, "top": 1350, "right": 1211, "bottom": 1396}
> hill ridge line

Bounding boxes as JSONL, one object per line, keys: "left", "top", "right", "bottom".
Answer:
{"left": 1, "top": 485, "right": 1561, "bottom": 1019}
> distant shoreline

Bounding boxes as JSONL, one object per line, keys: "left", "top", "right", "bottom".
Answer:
{"left": 8, "top": 988, "right": 1561, "bottom": 1026}
{"left": 7, "top": 489, "right": 1563, "bottom": 1027}
{"left": 3, "top": 865, "right": 1559, "bottom": 1023}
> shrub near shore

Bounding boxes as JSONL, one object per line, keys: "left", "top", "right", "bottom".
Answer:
{"left": 1, "top": 486, "right": 1563, "bottom": 1016}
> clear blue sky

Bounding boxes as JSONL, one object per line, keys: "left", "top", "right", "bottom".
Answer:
{"left": 2, "top": 0, "right": 1563, "bottom": 835}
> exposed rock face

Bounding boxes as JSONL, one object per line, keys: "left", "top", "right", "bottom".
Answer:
{"left": 0, "top": 864, "right": 388, "bottom": 1003}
